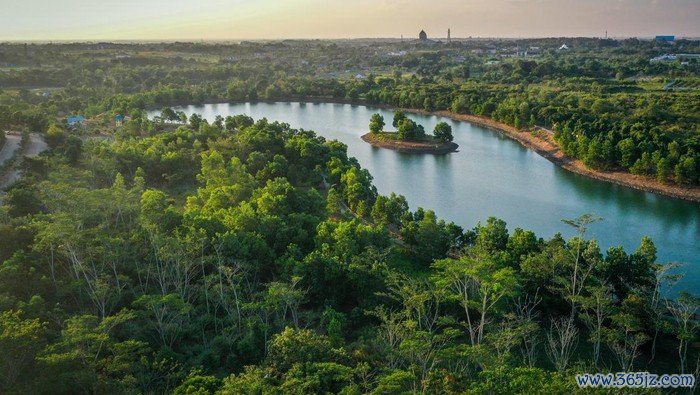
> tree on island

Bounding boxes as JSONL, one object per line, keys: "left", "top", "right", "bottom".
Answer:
{"left": 397, "top": 118, "right": 425, "bottom": 140}
{"left": 392, "top": 110, "right": 407, "bottom": 128}
{"left": 433, "top": 121, "right": 454, "bottom": 142}
{"left": 369, "top": 113, "right": 384, "bottom": 133}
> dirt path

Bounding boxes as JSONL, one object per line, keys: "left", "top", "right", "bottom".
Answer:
{"left": 0, "top": 133, "right": 21, "bottom": 166}
{"left": 24, "top": 133, "right": 48, "bottom": 156}
{"left": 0, "top": 133, "right": 48, "bottom": 200}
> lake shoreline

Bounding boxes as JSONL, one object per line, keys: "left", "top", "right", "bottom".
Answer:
{"left": 422, "top": 110, "right": 700, "bottom": 203}
{"left": 156, "top": 97, "right": 700, "bottom": 202}
{"left": 361, "top": 132, "right": 458, "bottom": 154}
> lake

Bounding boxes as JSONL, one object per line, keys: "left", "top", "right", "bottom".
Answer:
{"left": 150, "top": 102, "right": 700, "bottom": 294}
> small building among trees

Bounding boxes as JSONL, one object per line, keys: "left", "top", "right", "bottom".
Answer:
{"left": 66, "top": 115, "right": 86, "bottom": 127}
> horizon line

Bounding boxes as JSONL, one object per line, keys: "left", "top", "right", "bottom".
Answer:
{"left": 1, "top": 35, "right": 697, "bottom": 44}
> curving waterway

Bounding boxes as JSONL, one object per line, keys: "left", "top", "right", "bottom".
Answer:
{"left": 150, "top": 102, "right": 700, "bottom": 294}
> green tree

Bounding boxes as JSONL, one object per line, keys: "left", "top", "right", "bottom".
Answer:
{"left": 161, "top": 107, "right": 179, "bottom": 122}
{"left": 371, "top": 370, "right": 415, "bottom": 394}
{"left": 402, "top": 210, "right": 461, "bottom": 264}
{"left": 369, "top": 113, "right": 385, "bottom": 133}
{"left": 392, "top": 110, "right": 407, "bottom": 128}
{"left": 466, "top": 366, "right": 577, "bottom": 394}
{"left": 433, "top": 121, "right": 454, "bottom": 142}
{"left": 0, "top": 310, "right": 46, "bottom": 389}
{"left": 432, "top": 255, "right": 518, "bottom": 345}
{"left": 266, "top": 278, "right": 306, "bottom": 329}
{"left": 506, "top": 227, "right": 539, "bottom": 265}
{"left": 134, "top": 294, "right": 192, "bottom": 348}
{"left": 423, "top": 96, "right": 434, "bottom": 111}
{"left": 280, "top": 362, "right": 354, "bottom": 394}
{"left": 64, "top": 135, "right": 83, "bottom": 165}
{"left": 656, "top": 158, "right": 671, "bottom": 184}
{"left": 39, "top": 311, "right": 146, "bottom": 393}
{"left": 665, "top": 292, "right": 700, "bottom": 374}
{"left": 557, "top": 214, "right": 603, "bottom": 318}
{"left": 397, "top": 118, "right": 424, "bottom": 141}
{"left": 451, "top": 95, "right": 469, "bottom": 114}
{"left": 173, "top": 370, "right": 222, "bottom": 395}
{"left": 475, "top": 217, "right": 509, "bottom": 254}
{"left": 604, "top": 294, "right": 649, "bottom": 371}
{"left": 321, "top": 307, "right": 346, "bottom": 346}
{"left": 584, "top": 138, "right": 605, "bottom": 169}
{"left": 45, "top": 124, "right": 66, "bottom": 149}
{"left": 326, "top": 187, "right": 343, "bottom": 216}
{"left": 266, "top": 327, "right": 345, "bottom": 375}
{"left": 578, "top": 283, "right": 614, "bottom": 367}
{"left": 220, "top": 366, "right": 275, "bottom": 394}
{"left": 674, "top": 155, "right": 697, "bottom": 184}
{"left": 630, "top": 152, "right": 654, "bottom": 176}
{"left": 371, "top": 193, "right": 408, "bottom": 227}
{"left": 189, "top": 113, "right": 204, "bottom": 129}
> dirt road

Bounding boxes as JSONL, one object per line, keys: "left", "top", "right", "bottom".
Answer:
{"left": 24, "top": 133, "right": 48, "bottom": 156}
{"left": 0, "top": 133, "right": 48, "bottom": 199}
{"left": 0, "top": 133, "right": 21, "bottom": 166}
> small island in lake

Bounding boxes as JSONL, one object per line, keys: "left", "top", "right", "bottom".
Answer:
{"left": 361, "top": 111, "right": 458, "bottom": 154}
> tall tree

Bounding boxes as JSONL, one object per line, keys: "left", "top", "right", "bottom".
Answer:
{"left": 369, "top": 113, "right": 385, "bottom": 133}
{"left": 392, "top": 110, "right": 407, "bottom": 128}
{"left": 433, "top": 121, "right": 454, "bottom": 142}
{"left": 558, "top": 214, "right": 602, "bottom": 318}
{"left": 665, "top": 292, "right": 700, "bottom": 375}
{"left": 432, "top": 255, "right": 517, "bottom": 345}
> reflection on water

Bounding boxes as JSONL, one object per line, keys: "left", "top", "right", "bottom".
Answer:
{"left": 151, "top": 102, "right": 700, "bottom": 294}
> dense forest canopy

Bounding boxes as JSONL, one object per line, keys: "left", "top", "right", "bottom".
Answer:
{"left": 0, "top": 38, "right": 698, "bottom": 393}
{"left": 1, "top": 113, "right": 698, "bottom": 393}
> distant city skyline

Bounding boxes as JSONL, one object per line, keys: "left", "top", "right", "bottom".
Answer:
{"left": 1, "top": 0, "right": 699, "bottom": 41}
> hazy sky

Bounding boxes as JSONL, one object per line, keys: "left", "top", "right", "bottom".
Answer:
{"left": 1, "top": 0, "right": 699, "bottom": 41}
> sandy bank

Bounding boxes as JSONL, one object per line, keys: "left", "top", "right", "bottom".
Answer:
{"left": 361, "top": 132, "right": 458, "bottom": 154}
{"left": 424, "top": 110, "right": 700, "bottom": 203}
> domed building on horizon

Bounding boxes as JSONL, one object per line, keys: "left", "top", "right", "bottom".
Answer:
{"left": 419, "top": 30, "right": 427, "bottom": 41}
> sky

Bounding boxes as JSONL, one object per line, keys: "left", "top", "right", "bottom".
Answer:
{"left": 1, "top": 0, "right": 699, "bottom": 41}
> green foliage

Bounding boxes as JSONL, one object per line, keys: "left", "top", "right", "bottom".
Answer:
{"left": 674, "top": 155, "right": 697, "bottom": 184}
{"left": 369, "top": 113, "right": 385, "bottom": 133}
{"left": 220, "top": 366, "right": 273, "bottom": 394}
{"left": 371, "top": 369, "right": 415, "bottom": 394}
{"left": 396, "top": 118, "right": 425, "bottom": 141}
{"left": 656, "top": 157, "right": 671, "bottom": 183}
{"left": 371, "top": 193, "right": 409, "bottom": 227}
{"left": 432, "top": 254, "right": 518, "bottom": 345}
{"left": 4, "top": 38, "right": 696, "bottom": 184}
{"left": 392, "top": 110, "right": 407, "bottom": 128}
{"left": 475, "top": 217, "right": 509, "bottom": 254}
{"left": 432, "top": 121, "right": 453, "bottom": 142}
{"left": 340, "top": 166, "right": 377, "bottom": 212}
{"left": 39, "top": 311, "right": 147, "bottom": 393}
{"left": 465, "top": 366, "right": 579, "bottom": 394}
{"left": 266, "top": 327, "right": 346, "bottom": 375}
{"left": 173, "top": 370, "right": 221, "bottom": 395}
{"left": 0, "top": 49, "right": 696, "bottom": 390}
{"left": 0, "top": 310, "right": 46, "bottom": 389}
{"left": 45, "top": 124, "right": 66, "bottom": 149}
{"left": 401, "top": 209, "right": 462, "bottom": 265}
